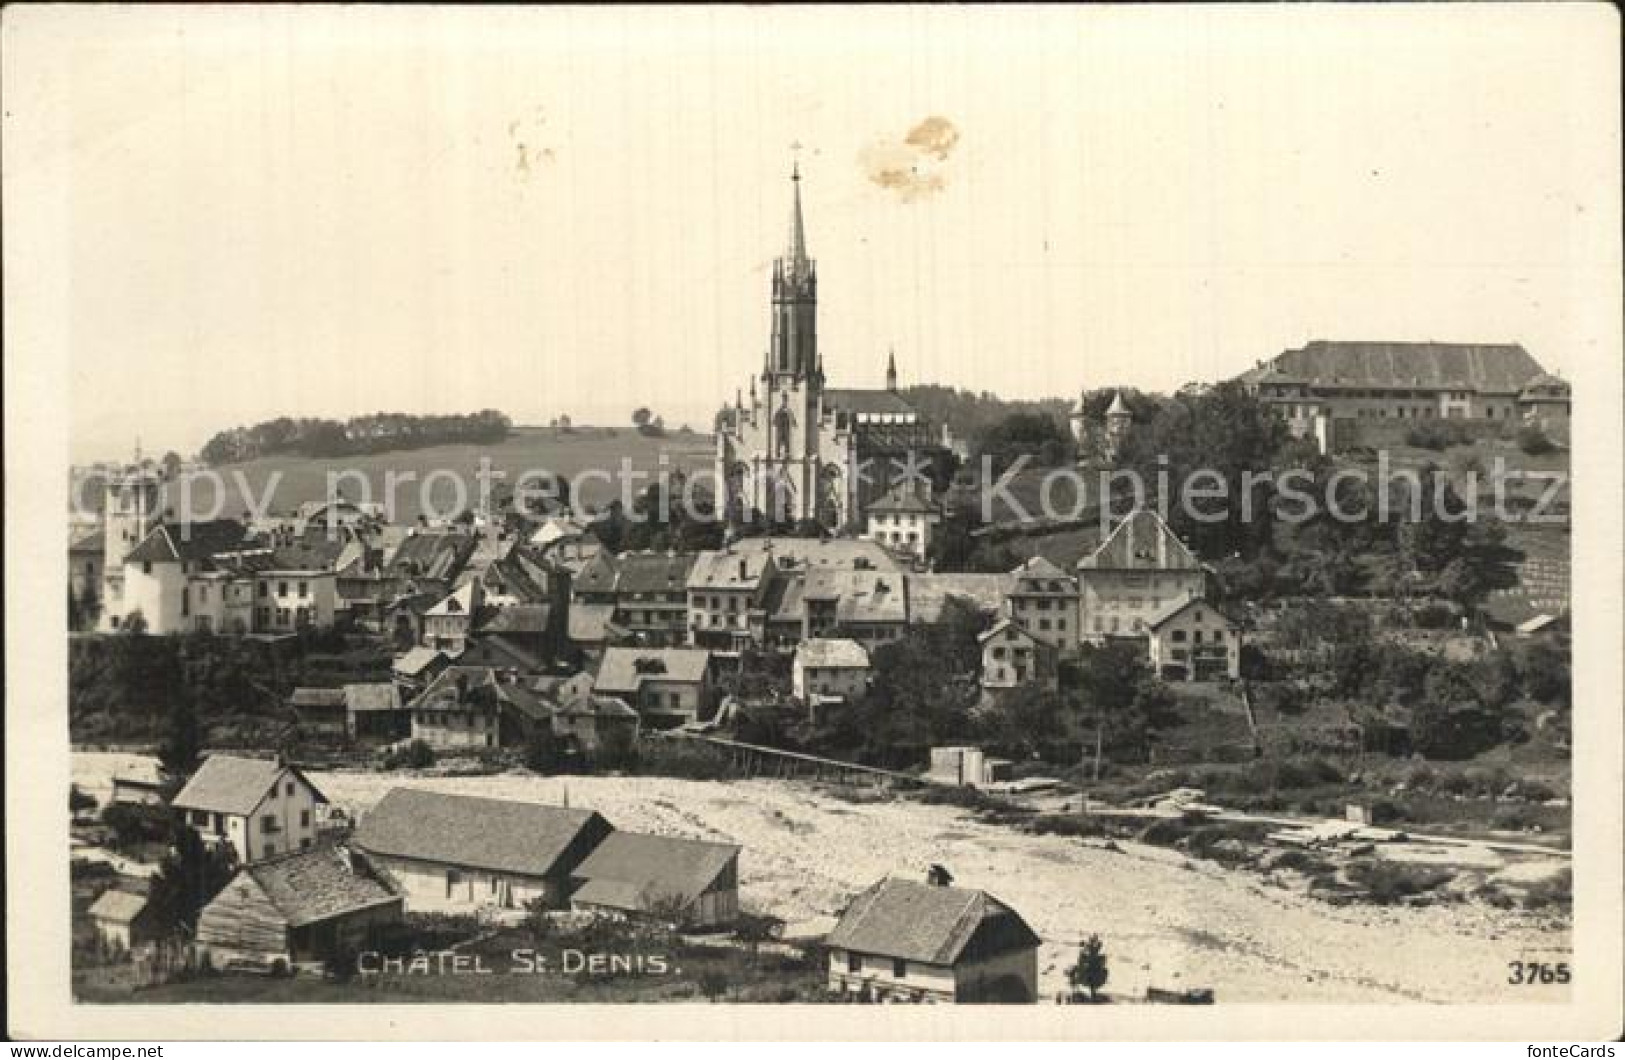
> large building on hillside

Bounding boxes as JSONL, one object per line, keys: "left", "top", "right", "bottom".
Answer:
{"left": 714, "top": 165, "right": 947, "bottom": 532}
{"left": 1238, "top": 340, "right": 1569, "bottom": 450}
{"left": 1075, "top": 509, "right": 1208, "bottom": 641}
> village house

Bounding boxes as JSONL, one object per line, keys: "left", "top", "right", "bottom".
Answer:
{"left": 862, "top": 482, "right": 941, "bottom": 562}
{"left": 195, "top": 845, "right": 403, "bottom": 970}
{"left": 799, "top": 568, "right": 910, "bottom": 647}
{"left": 473, "top": 602, "right": 562, "bottom": 667}
{"left": 343, "top": 682, "right": 406, "bottom": 743}
{"left": 391, "top": 644, "right": 450, "bottom": 695}
{"left": 593, "top": 646, "right": 716, "bottom": 729}
{"left": 611, "top": 550, "right": 697, "bottom": 646}
{"left": 547, "top": 691, "right": 641, "bottom": 758}
{"left": 87, "top": 889, "right": 161, "bottom": 952}
{"left": 792, "top": 638, "right": 870, "bottom": 702}
{"left": 171, "top": 754, "right": 329, "bottom": 864}
{"left": 406, "top": 666, "right": 546, "bottom": 750}
{"left": 1005, "top": 556, "right": 1080, "bottom": 652}
{"left": 354, "top": 789, "right": 613, "bottom": 913}
{"left": 687, "top": 548, "right": 777, "bottom": 651}
{"left": 1076, "top": 508, "right": 1207, "bottom": 640}
{"left": 1146, "top": 597, "right": 1242, "bottom": 681}
{"left": 978, "top": 619, "right": 1057, "bottom": 692}
{"left": 826, "top": 875, "right": 1042, "bottom": 1003}
{"left": 422, "top": 580, "right": 484, "bottom": 653}
{"left": 570, "top": 832, "right": 741, "bottom": 929}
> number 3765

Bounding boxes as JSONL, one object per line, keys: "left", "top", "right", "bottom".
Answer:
{"left": 1509, "top": 961, "right": 1571, "bottom": 985}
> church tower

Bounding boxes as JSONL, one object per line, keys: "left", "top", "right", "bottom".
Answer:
{"left": 101, "top": 449, "right": 164, "bottom": 628}
{"left": 755, "top": 162, "right": 824, "bottom": 524}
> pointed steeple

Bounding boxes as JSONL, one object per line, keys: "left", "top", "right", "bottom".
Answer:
{"left": 785, "top": 160, "right": 810, "bottom": 279}
{"left": 886, "top": 348, "right": 898, "bottom": 392}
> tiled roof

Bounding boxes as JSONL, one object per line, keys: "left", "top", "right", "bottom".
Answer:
{"left": 572, "top": 552, "right": 620, "bottom": 595}
{"left": 1076, "top": 509, "right": 1202, "bottom": 571}
{"left": 356, "top": 788, "right": 610, "bottom": 878}
{"left": 1010, "top": 556, "right": 1076, "bottom": 594}
{"left": 243, "top": 846, "right": 400, "bottom": 928}
{"left": 557, "top": 693, "right": 639, "bottom": 720}
{"left": 823, "top": 388, "right": 920, "bottom": 416}
{"left": 342, "top": 683, "right": 402, "bottom": 714}
{"left": 88, "top": 889, "right": 149, "bottom": 923}
{"left": 614, "top": 551, "right": 697, "bottom": 596}
{"left": 70, "top": 528, "right": 105, "bottom": 553}
{"left": 1145, "top": 595, "right": 1233, "bottom": 631}
{"left": 172, "top": 755, "right": 326, "bottom": 816}
{"left": 477, "top": 604, "right": 552, "bottom": 635}
{"left": 123, "top": 520, "right": 248, "bottom": 566}
{"left": 725, "top": 536, "right": 905, "bottom": 573}
{"left": 269, "top": 535, "right": 348, "bottom": 572}
{"left": 392, "top": 646, "right": 447, "bottom": 676}
{"left": 904, "top": 573, "right": 1015, "bottom": 623}
{"left": 867, "top": 484, "right": 937, "bottom": 515}
{"left": 389, "top": 533, "right": 476, "bottom": 581}
{"left": 802, "top": 570, "right": 908, "bottom": 625}
{"left": 794, "top": 638, "right": 869, "bottom": 669}
{"left": 567, "top": 601, "right": 620, "bottom": 645}
{"left": 686, "top": 549, "right": 774, "bottom": 591}
{"left": 827, "top": 878, "right": 1041, "bottom": 965}
{"left": 570, "top": 832, "right": 738, "bottom": 912}
{"left": 978, "top": 617, "right": 1034, "bottom": 645}
{"left": 1242, "top": 341, "right": 1545, "bottom": 393}
{"left": 595, "top": 647, "right": 712, "bottom": 694}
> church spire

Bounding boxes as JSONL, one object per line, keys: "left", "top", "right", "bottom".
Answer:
{"left": 785, "top": 159, "right": 810, "bottom": 279}
{"left": 886, "top": 348, "right": 898, "bottom": 392}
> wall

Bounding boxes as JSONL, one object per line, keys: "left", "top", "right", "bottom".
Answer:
{"left": 118, "top": 560, "right": 186, "bottom": 633}
{"left": 955, "top": 946, "right": 1039, "bottom": 1002}
{"left": 366, "top": 853, "right": 556, "bottom": 913}
{"left": 1079, "top": 570, "right": 1205, "bottom": 639}
{"left": 826, "top": 948, "right": 957, "bottom": 1001}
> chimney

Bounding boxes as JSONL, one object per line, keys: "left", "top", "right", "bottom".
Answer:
{"left": 926, "top": 864, "right": 954, "bottom": 887}
{"left": 738, "top": 557, "right": 748, "bottom": 581}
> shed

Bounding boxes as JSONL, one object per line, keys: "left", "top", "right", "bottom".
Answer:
{"left": 87, "top": 889, "right": 161, "bottom": 951}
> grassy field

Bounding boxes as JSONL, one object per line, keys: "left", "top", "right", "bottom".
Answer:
{"left": 83, "top": 426, "right": 716, "bottom": 524}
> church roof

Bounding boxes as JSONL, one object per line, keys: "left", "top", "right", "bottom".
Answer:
{"left": 823, "top": 389, "right": 919, "bottom": 416}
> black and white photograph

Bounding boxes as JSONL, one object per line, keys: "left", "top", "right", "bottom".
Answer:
{"left": 4, "top": 3, "right": 1620, "bottom": 1043}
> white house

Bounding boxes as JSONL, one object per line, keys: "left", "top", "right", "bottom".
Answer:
{"left": 171, "top": 755, "right": 329, "bottom": 864}
{"left": 826, "top": 876, "right": 1041, "bottom": 1003}
{"left": 863, "top": 483, "right": 941, "bottom": 562}
{"left": 978, "top": 619, "right": 1056, "bottom": 692}
{"left": 792, "top": 637, "right": 870, "bottom": 702}
{"left": 1145, "top": 597, "right": 1241, "bottom": 681}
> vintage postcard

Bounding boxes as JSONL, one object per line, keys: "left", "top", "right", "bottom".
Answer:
{"left": 4, "top": 3, "right": 1621, "bottom": 1042}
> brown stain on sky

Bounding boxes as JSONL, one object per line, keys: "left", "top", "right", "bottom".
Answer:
{"left": 861, "top": 116, "right": 959, "bottom": 203}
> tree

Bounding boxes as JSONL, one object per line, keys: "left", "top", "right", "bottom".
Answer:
{"left": 157, "top": 687, "right": 202, "bottom": 780}
{"left": 631, "top": 408, "right": 653, "bottom": 429}
{"left": 524, "top": 724, "right": 565, "bottom": 774}
{"left": 122, "top": 609, "right": 149, "bottom": 635}
{"left": 161, "top": 451, "right": 183, "bottom": 479}
{"left": 147, "top": 822, "right": 238, "bottom": 934}
{"left": 1068, "top": 934, "right": 1109, "bottom": 1002}
{"left": 78, "top": 581, "right": 101, "bottom": 628}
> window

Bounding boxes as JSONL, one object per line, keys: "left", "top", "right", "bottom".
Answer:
{"left": 298, "top": 581, "right": 308, "bottom": 598}
{"left": 847, "top": 953, "right": 861, "bottom": 973}
{"left": 264, "top": 842, "right": 276, "bottom": 857}
{"left": 141, "top": 561, "right": 152, "bottom": 575}
{"left": 300, "top": 809, "right": 311, "bottom": 827}
{"left": 261, "top": 815, "right": 277, "bottom": 834}
{"left": 300, "top": 838, "right": 312, "bottom": 850}
{"left": 892, "top": 958, "right": 907, "bottom": 978}
{"left": 1171, "top": 629, "right": 1187, "bottom": 643}
{"left": 258, "top": 582, "right": 269, "bottom": 598}
{"left": 286, "top": 781, "right": 295, "bottom": 795}
{"left": 278, "top": 581, "right": 289, "bottom": 596}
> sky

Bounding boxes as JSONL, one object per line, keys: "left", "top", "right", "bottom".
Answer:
{"left": 4, "top": 5, "right": 1618, "bottom": 463}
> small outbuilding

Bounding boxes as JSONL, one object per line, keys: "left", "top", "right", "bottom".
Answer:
{"left": 570, "top": 832, "right": 740, "bottom": 929}
{"left": 87, "top": 889, "right": 161, "bottom": 951}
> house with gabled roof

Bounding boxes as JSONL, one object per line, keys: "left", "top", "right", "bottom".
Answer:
{"left": 686, "top": 547, "right": 778, "bottom": 651}
{"left": 611, "top": 550, "right": 697, "bottom": 646}
{"left": 1145, "top": 596, "right": 1241, "bottom": 681}
{"left": 792, "top": 637, "right": 870, "bottom": 702}
{"left": 593, "top": 647, "right": 715, "bottom": 728}
{"left": 195, "top": 844, "right": 403, "bottom": 969}
{"left": 1076, "top": 508, "right": 1207, "bottom": 641}
{"left": 171, "top": 754, "right": 329, "bottom": 864}
{"left": 863, "top": 482, "right": 942, "bottom": 562}
{"left": 978, "top": 618, "right": 1057, "bottom": 692}
{"left": 343, "top": 682, "right": 406, "bottom": 743}
{"left": 570, "top": 833, "right": 740, "bottom": 929}
{"left": 826, "top": 875, "right": 1041, "bottom": 1003}
{"left": 354, "top": 789, "right": 613, "bottom": 912}
{"left": 1005, "top": 556, "right": 1080, "bottom": 652}
{"left": 88, "top": 889, "right": 161, "bottom": 951}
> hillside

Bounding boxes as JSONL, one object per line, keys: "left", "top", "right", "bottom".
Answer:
{"left": 75, "top": 426, "right": 715, "bottom": 524}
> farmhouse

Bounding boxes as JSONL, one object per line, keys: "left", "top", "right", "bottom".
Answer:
{"left": 171, "top": 754, "right": 328, "bottom": 864}
{"left": 87, "top": 889, "right": 161, "bottom": 951}
{"left": 354, "top": 789, "right": 612, "bottom": 913}
{"left": 570, "top": 833, "right": 741, "bottom": 929}
{"left": 826, "top": 876, "right": 1042, "bottom": 1003}
{"left": 195, "top": 846, "right": 403, "bottom": 970}
{"left": 406, "top": 666, "right": 551, "bottom": 750}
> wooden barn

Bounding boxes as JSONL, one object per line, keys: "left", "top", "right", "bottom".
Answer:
{"left": 195, "top": 845, "right": 403, "bottom": 971}
{"left": 569, "top": 832, "right": 740, "bottom": 929}
{"left": 353, "top": 788, "right": 612, "bottom": 913}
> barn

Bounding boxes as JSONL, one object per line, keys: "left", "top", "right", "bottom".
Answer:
{"left": 195, "top": 846, "right": 403, "bottom": 971}
{"left": 570, "top": 832, "right": 740, "bottom": 929}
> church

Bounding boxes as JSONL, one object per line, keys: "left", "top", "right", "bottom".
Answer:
{"left": 713, "top": 166, "right": 947, "bottom": 533}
